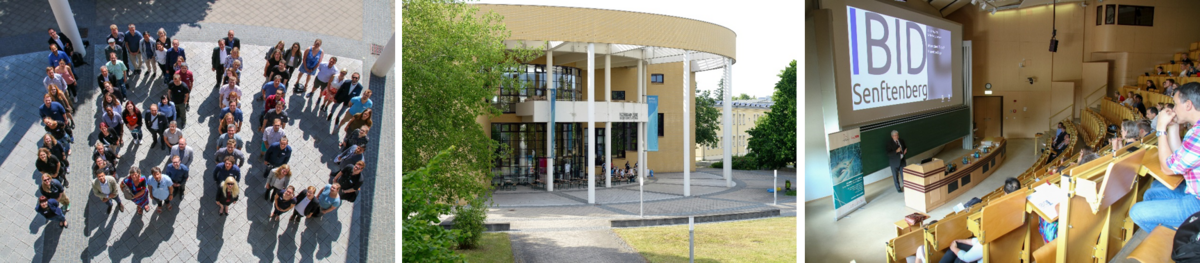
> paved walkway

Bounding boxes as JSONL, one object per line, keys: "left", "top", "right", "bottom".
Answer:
{"left": 488, "top": 168, "right": 797, "bottom": 262}
{"left": 0, "top": 1, "right": 394, "bottom": 262}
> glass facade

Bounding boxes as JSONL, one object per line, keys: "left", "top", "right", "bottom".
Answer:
{"left": 493, "top": 64, "right": 584, "bottom": 113}
{"left": 492, "top": 123, "right": 586, "bottom": 183}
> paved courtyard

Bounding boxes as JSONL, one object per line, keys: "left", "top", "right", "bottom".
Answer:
{"left": 487, "top": 168, "right": 798, "bottom": 262}
{"left": 0, "top": 1, "right": 394, "bottom": 262}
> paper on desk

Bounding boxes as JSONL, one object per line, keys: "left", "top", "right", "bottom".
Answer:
{"left": 1028, "top": 183, "right": 1066, "bottom": 219}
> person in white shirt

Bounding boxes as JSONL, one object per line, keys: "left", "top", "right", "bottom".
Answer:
{"left": 219, "top": 79, "right": 241, "bottom": 109}
{"left": 261, "top": 119, "right": 288, "bottom": 154}
{"left": 940, "top": 238, "right": 983, "bottom": 262}
{"left": 307, "top": 57, "right": 338, "bottom": 99}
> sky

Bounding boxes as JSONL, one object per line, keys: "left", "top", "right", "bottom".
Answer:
{"left": 475, "top": 0, "right": 800, "bottom": 99}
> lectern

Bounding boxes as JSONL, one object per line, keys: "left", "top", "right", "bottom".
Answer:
{"left": 902, "top": 138, "right": 1007, "bottom": 212}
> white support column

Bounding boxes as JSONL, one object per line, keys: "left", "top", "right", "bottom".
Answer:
{"left": 370, "top": 34, "right": 396, "bottom": 77}
{"left": 605, "top": 45, "right": 612, "bottom": 188}
{"left": 547, "top": 50, "right": 555, "bottom": 192}
{"left": 723, "top": 58, "right": 733, "bottom": 187}
{"left": 587, "top": 43, "right": 596, "bottom": 204}
{"left": 638, "top": 55, "right": 646, "bottom": 217}
{"left": 683, "top": 51, "right": 691, "bottom": 197}
{"left": 49, "top": 0, "right": 85, "bottom": 56}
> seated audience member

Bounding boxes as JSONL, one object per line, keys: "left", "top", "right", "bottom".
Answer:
{"left": 1156, "top": 66, "right": 1166, "bottom": 75}
{"left": 1003, "top": 177, "right": 1021, "bottom": 194}
{"left": 1049, "top": 134, "right": 1071, "bottom": 161}
{"left": 1123, "top": 91, "right": 1136, "bottom": 106}
{"left": 1165, "top": 79, "right": 1179, "bottom": 96}
{"left": 1130, "top": 82, "right": 1200, "bottom": 231}
{"left": 1133, "top": 94, "right": 1147, "bottom": 118}
{"left": 1146, "top": 80, "right": 1158, "bottom": 91}
{"left": 1138, "top": 120, "right": 1153, "bottom": 139}
{"left": 940, "top": 238, "right": 983, "bottom": 263}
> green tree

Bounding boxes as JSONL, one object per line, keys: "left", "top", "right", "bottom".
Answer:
{"left": 735, "top": 93, "right": 753, "bottom": 100}
{"left": 402, "top": 0, "right": 537, "bottom": 261}
{"left": 401, "top": 0, "right": 531, "bottom": 201}
{"left": 402, "top": 147, "right": 462, "bottom": 262}
{"left": 695, "top": 79, "right": 724, "bottom": 148}
{"left": 746, "top": 60, "right": 797, "bottom": 169}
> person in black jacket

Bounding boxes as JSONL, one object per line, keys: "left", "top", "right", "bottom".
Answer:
{"left": 885, "top": 130, "right": 907, "bottom": 193}
{"left": 223, "top": 30, "right": 241, "bottom": 49}
{"left": 144, "top": 104, "right": 169, "bottom": 148}
{"left": 329, "top": 77, "right": 364, "bottom": 121}
{"left": 212, "top": 39, "right": 232, "bottom": 85}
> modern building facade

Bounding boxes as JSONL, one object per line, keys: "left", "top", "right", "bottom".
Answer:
{"left": 697, "top": 98, "right": 773, "bottom": 161}
{"left": 473, "top": 4, "right": 738, "bottom": 203}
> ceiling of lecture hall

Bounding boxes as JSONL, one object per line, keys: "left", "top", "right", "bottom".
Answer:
{"left": 883, "top": 0, "right": 1084, "bottom": 17}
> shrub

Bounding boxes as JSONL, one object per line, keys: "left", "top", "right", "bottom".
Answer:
{"left": 453, "top": 201, "right": 488, "bottom": 249}
{"left": 710, "top": 161, "right": 723, "bottom": 168}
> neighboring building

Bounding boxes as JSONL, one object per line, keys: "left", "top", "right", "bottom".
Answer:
{"left": 472, "top": 4, "right": 737, "bottom": 200}
{"left": 696, "top": 97, "right": 773, "bottom": 161}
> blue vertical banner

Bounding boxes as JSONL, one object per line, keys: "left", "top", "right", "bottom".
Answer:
{"left": 828, "top": 128, "right": 866, "bottom": 220}
{"left": 549, "top": 88, "right": 556, "bottom": 179}
{"left": 647, "top": 96, "right": 659, "bottom": 152}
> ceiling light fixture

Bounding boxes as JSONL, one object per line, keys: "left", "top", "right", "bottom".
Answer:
{"left": 991, "top": 7, "right": 997, "bottom": 15}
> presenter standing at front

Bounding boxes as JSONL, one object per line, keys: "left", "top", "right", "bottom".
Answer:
{"left": 887, "top": 130, "right": 907, "bottom": 193}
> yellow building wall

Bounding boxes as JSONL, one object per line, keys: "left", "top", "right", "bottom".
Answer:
{"left": 476, "top": 61, "right": 696, "bottom": 174}
{"left": 696, "top": 107, "right": 771, "bottom": 161}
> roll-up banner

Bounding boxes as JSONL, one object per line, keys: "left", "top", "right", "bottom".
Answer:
{"left": 648, "top": 95, "right": 657, "bottom": 151}
{"left": 829, "top": 128, "right": 866, "bottom": 220}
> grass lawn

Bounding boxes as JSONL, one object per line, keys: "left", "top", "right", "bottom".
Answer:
{"left": 456, "top": 232, "right": 514, "bottom": 263}
{"left": 614, "top": 217, "right": 797, "bottom": 263}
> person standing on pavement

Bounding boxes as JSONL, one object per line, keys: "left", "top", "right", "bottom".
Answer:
{"left": 337, "top": 89, "right": 373, "bottom": 131}
{"left": 215, "top": 176, "right": 240, "bottom": 216}
{"left": 35, "top": 196, "right": 67, "bottom": 228}
{"left": 157, "top": 95, "right": 177, "bottom": 122}
{"left": 314, "top": 183, "right": 342, "bottom": 218}
{"left": 123, "top": 101, "right": 143, "bottom": 145}
{"left": 144, "top": 104, "right": 168, "bottom": 149}
{"left": 261, "top": 119, "right": 287, "bottom": 154}
{"left": 105, "top": 52, "right": 129, "bottom": 95}
{"left": 341, "top": 126, "right": 369, "bottom": 152}
{"left": 308, "top": 57, "right": 338, "bottom": 99}
{"left": 55, "top": 59, "right": 77, "bottom": 98}
{"left": 214, "top": 156, "right": 242, "bottom": 184}
{"left": 162, "top": 121, "right": 183, "bottom": 150}
{"left": 333, "top": 161, "right": 364, "bottom": 203}
{"left": 224, "top": 30, "right": 241, "bottom": 49}
{"left": 123, "top": 24, "right": 144, "bottom": 75}
{"left": 140, "top": 31, "right": 156, "bottom": 77}
{"left": 263, "top": 137, "right": 292, "bottom": 178}
{"left": 40, "top": 173, "right": 69, "bottom": 212}
{"left": 215, "top": 139, "right": 246, "bottom": 167}
{"left": 163, "top": 155, "right": 190, "bottom": 198}
{"left": 271, "top": 186, "right": 296, "bottom": 221}
{"left": 212, "top": 39, "right": 231, "bottom": 85}
{"left": 177, "top": 62, "right": 195, "bottom": 93}
{"left": 330, "top": 73, "right": 364, "bottom": 121}
{"left": 154, "top": 41, "right": 169, "bottom": 82}
{"left": 47, "top": 28, "right": 74, "bottom": 62}
{"left": 47, "top": 44, "right": 72, "bottom": 69}
{"left": 120, "top": 167, "right": 150, "bottom": 214}
{"left": 297, "top": 39, "right": 324, "bottom": 92}
{"left": 165, "top": 39, "right": 186, "bottom": 84}
{"left": 146, "top": 167, "right": 174, "bottom": 213}
{"left": 265, "top": 164, "right": 292, "bottom": 201}
{"left": 167, "top": 74, "right": 189, "bottom": 120}
{"left": 169, "top": 138, "right": 195, "bottom": 167}
{"left": 284, "top": 42, "right": 303, "bottom": 85}
{"left": 92, "top": 171, "right": 123, "bottom": 214}
{"left": 37, "top": 148, "right": 66, "bottom": 187}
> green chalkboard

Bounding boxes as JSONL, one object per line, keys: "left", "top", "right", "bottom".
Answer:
{"left": 860, "top": 107, "right": 971, "bottom": 174}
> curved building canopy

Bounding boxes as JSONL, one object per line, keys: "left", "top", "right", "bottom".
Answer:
{"left": 475, "top": 4, "right": 736, "bottom": 72}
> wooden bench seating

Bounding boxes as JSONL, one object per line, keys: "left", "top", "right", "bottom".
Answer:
{"left": 1127, "top": 226, "right": 1177, "bottom": 263}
